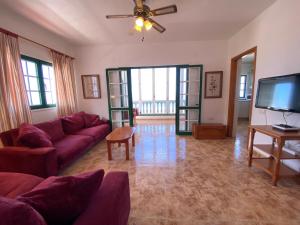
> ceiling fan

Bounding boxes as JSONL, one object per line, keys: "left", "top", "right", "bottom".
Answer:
{"left": 106, "top": 0, "right": 177, "bottom": 33}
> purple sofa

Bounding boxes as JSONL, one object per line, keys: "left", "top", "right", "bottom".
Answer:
{"left": 0, "top": 112, "right": 111, "bottom": 178}
{"left": 0, "top": 171, "right": 130, "bottom": 225}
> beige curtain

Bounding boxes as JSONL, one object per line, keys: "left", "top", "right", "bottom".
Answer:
{"left": 51, "top": 50, "right": 77, "bottom": 117}
{"left": 0, "top": 32, "right": 32, "bottom": 132}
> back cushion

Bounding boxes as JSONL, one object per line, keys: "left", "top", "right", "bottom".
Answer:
{"left": 0, "top": 197, "right": 46, "bottom": 225}
{"left": 61, "top": 112, "right": 85, "bottom": 134}
{"left": 0, "top": 173, "right": 43, "bottom": 198}
{"left": 17, "top": 169, "right": 104, "bottom": 225}
{"left": 35, "top": 119, "right": 65, "bottom": 142}
{"left": 0, "top": 128, "right": 19, "bottom": 146}
{"left": 17, "top": 124, "right": 53, "bottom": 148}
{"left": 83, "top": 113, "right": 105, "bottom": 128}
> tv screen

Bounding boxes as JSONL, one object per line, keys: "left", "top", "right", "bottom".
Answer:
{"left": 255, "top": 73, "right": 300, "bottom": 113}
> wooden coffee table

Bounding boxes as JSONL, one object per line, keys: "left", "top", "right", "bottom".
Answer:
{"left": 105, "top": 127, "right": 136, "bottom": 160}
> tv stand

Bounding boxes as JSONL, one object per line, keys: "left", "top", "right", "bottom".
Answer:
{"left": 248, "top": 125, "right": 300, "bottom": 186}
{"left": 272, "top": 124, "right": 300, "bottom": 131}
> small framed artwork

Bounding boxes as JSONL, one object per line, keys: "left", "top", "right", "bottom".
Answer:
{"left": 81, "top": 75, "right": 101, "bottom": 99}
{"left": 205, "top": 71, "right": 223, "bottom": 98}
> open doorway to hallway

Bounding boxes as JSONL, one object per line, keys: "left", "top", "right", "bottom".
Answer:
{"left": 131, "top": 67, "right": 176, "bottom": 128}
{"left": 236, "top": 53, "right": 255, "bottom": 136}
{"left": 227, "top": 47, "right": 257, "bottom": 138}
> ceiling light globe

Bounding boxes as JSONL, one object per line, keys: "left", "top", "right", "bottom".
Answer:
{"left": 144, "top": 20, "right": 152, "bottom": 30}
{"left": 134, "top": 24, "right": 142, "bottom": 32}
{"left": 135, "top": 17, "right": 144, "bottom": 27}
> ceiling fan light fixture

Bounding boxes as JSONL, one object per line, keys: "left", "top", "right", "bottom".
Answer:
{"left": 134, "top": 24, "right": 142, "bottom": 32}
{"left": 144, "top": 20, "right": 152, "bottom": 30}
{"left": 135, "top": 17, "right": 144, "bottom": 27}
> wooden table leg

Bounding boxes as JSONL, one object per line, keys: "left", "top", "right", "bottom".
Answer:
{"left": 272, "top": 138, "right": 284, "bottom": 186}
{"left": 118, "top": 143, "right": 121, "bottom": 147}
{"left": 248, "top": 128, "right": 256, "bottom": 167}
{"left": 132, "top": 134, "right": 135, "bottom": 147}
{"left": 125, "top": 141, "right": 129, "bottom": 160}
{"left": 107, "top": 141, "right": 112, "bottom": 160}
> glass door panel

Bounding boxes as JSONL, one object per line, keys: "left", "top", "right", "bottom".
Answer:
{"left": 107, "top": 68, "right": 133, "bottom": 129}
{"left": 179, "top": 109, "right": 199, "bottom": 132}
{"left": 176, "top": 65, "right": 203, "bottom": 135}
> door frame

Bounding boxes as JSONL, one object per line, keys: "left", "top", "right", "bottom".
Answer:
{"left": 106, "top": 68, "right": 134, "bottom": 128}
{"left": 227, "top": 47, "right": 257, "bottom": 137}
{"left": 176, "top": 64, "right": 203, "bottom": 135}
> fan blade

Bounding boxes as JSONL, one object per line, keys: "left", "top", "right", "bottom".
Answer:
{"left": 151, "top": 5, "right": 177, "bottom": 16}
{"left": 106, "top": 15, "right": 134, "bottom": 19}
{"left": 133, "top": 0, "right": 143, "bottom": 9}
{"left": 148, "top": 18, "right": 166, "bottom": 33}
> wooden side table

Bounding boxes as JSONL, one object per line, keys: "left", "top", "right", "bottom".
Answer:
{"left": 106, "top": 127, "right": 136, "bottom": 160}
{"left": 248, "top": 125, "right": 300, "bottom": 186}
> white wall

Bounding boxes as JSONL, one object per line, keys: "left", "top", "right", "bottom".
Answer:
{"left": 0, "top": 4, "right": 75, "bottom": 123}
{"left": 74, "top": 40, "right": 228, "bottom": 123}
{"left": 227, "top": 0, "right": 300, "bottom": 171}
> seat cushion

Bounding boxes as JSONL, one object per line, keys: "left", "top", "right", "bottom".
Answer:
{"left": 0, "top": 173, "right": 43, "bottom": 198}
{"left": 53, "top": 135, "right": 93, "bottom": 167}
{"left": 35, "top": 119, "right": 65, "bottom": 142}
{"left": 17, "top": 170, "right": 104, "bottom": 225}
{"left": 17, "top": 123, "right": 53, "bottom": 148}
{"left": 73, "top": 124, "right": 110, "bottom": 141}
{"left": 62, "top": 112, "right": 85, "bottom": 134}
{"left": 0, "top": 196, "right": 46, "bottom": 225}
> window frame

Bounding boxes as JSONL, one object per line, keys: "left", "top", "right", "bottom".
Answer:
{"left": 21, "top": 55, "right": 56, "bottom": 110}
{"left": 239, "top": 74, "right": 247, "bottom": 99}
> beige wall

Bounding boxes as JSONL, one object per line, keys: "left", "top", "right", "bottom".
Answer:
{"left": 227, "top": 0, "right": 300, "bottom": 171}
{"left": 0, "top": 4, "right": 75, "bottom": 123}
{"left": 74, "top": 40, "right": 228, "bottom": 123}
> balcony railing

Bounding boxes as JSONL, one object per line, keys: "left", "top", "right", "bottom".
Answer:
{"left": 133, "top": 100, "right": 176, "bottom": 115}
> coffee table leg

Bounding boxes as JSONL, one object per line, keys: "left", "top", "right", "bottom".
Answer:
{"left": 125, "top": 141, "right": 129, "bottom": 160}
{"left": 132, "top": 134, "right": 135, "bottom": 147}
{"left": 118, "top": 143, "right": 121, "bottom": 147}
{"left": 107, "top": 142, "right": 112, "bottom": 160}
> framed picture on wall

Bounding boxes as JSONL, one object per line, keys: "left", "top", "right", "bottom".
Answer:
{"left": 204, "top": 71, "right": 223, "bottom": 98}
{"left": 81, "top": 75, "right": 101, "bottom": 99}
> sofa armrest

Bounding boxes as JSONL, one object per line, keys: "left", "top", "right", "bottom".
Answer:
{"left": 74, "top": 171, "right": 130, "bottom": 225}
{"left": 0, "top": 147, "right": 58, "bottom": 178}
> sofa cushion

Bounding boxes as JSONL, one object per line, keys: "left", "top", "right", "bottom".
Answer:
{"left": 83, "top": 113, "right": 104, "bottom": 128}
{"left": 0, "top": 173, "right": 43, "bottom": 199}
{"left": 17, "top": 170, "right": 104, "bottom": 225}
{"left": 73, "top": 124, "right": 111, "bottom": 141}
{"left": 17, "top": 123, "right": 53, "bottom": 148}
{"left": 53, "top": 135, "right": 93, "bottom": 167}
{"left": 0, "top": 196, "right": 46, "bottom": 225}
{"left": 62, "top": 112, "right": 85, "bottom": 134}
{"left": 35, "top": 119, "right": 65, "bottom": 142}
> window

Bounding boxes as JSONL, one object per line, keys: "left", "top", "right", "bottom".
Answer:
{"left": 239, "top": 75, "right": 247, "bottom": 99}
{"left": 21, "top": 55, "right": 56, "bottom": 109}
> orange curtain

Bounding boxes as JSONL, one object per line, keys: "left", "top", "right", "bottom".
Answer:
{"left": 50, "top": 50, "right": 77, "bottom": 116}
{"left": 0, "top": 32, "right": 32, "bottom": 132}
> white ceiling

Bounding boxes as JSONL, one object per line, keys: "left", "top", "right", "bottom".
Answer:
{"left": 0, "top": 0, "right": 276, "bottom": 45}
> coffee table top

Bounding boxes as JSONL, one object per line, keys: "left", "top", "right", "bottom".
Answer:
{"left": 106, "top": 127, "right": 136, "bottom": 142}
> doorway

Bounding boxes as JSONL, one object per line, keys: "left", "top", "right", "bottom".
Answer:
{"left": 106, "top": 65, "right": 203, "bottom": 135}
{"left": 227, "top": 47, "right": 257, "bottom": 137}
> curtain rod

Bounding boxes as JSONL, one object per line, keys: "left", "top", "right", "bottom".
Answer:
{"left": 0, "top": 27, "right": 75, "bottom": 60}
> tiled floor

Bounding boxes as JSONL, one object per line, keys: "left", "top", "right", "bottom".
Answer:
{"left": 62, "top": 119, "right": 300, "bottom": 225}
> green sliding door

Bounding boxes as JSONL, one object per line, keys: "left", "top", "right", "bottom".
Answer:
{"left": 106, "top": 68, "right": 134, "bottom": 129}
{"left": 176, "top": 65, "right": 203, "bottom": 135}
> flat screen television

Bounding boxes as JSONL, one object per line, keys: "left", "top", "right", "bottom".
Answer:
{"left": 255, "top": 73, "right": 300, "bottom": 113}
